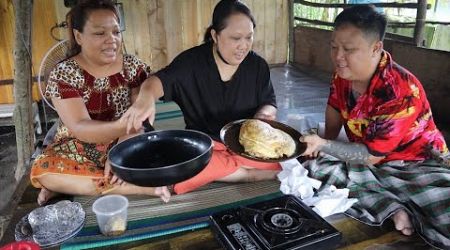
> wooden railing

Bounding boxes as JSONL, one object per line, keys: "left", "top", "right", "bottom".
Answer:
{"left": 293, "top": 0, "right": 450, "bottom": 47}
{"left": 294, "top": 0, "right": 427, "bottom": 9}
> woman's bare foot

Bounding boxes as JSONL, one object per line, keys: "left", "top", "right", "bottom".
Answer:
{"left": 155, "top": 186, "right": 171, "bottom": 203}
{"left": 392, "top": 209, "right": 414, "bottom": 235}
{"left": 37, "top": 188, "right": 59, "bottom": 206}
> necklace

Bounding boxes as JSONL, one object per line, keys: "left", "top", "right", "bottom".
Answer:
{"left": 215, "top": 47, "right": 231, "bottom": 65}
{"left": 213, "top": 46, "right": 239, "bottom": 82}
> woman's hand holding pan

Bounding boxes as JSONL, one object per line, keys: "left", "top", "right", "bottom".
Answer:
{"left": 120, "top": 96, "right": 156, "bottom": 134}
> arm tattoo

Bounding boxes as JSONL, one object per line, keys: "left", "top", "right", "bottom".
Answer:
{"left": 320, "top": 140, "right": 371, "bottom": 164}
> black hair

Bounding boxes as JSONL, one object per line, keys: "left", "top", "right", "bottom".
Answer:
{"left": 66, "top": 0, "right": 120, "bottom": 56}
{"left": 203, "top": 0, "right": 256, "bottom": 43}
{"left": 334, "top": 5, "right": 387, "bottom": 42}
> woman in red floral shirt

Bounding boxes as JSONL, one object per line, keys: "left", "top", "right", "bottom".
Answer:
{"left": 300, "top": 5, "right": 449, "bottom": 249}
{"left": 30, "top": 0, "right": 170, "bottom": 205}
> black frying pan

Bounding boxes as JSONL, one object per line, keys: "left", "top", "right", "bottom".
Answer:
{"left": 220, "top": 119, "right": 306, "bottom": 163}
{"left": 108, "top": 121, "right": 213, "bottom": 187}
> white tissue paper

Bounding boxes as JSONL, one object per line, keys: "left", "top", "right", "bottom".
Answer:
{"left": 278, "top": 159, "right": 321, "bottom": 199}
{"left": 278, "top": 159, "right": 358, "bottom": 218}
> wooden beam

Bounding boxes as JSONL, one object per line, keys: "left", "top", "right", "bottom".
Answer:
{"left": 0, "top": 165, "right": 32, "bottom": 234}
{"left": 0, "top": 76, "right": 43, "bottom": 85}
{"left": 388, "top": 21, "right": 450, "bottom": 27}
{"left": 294, "top": 0, "right": 430, "bottom": 9}
{"left": 288, "top": 0, "right": 295, "bottom": 63}
{"left": 13, "top": 0, "right": 34, "bottom": 180}
{"left": 294, "top": 17, "right": 448, "bottom": 29}
{"left": 413, "top": 0, "right": 427, "bottom": 47}
{"left": 294, "top": 17, "right": 333, "bottom": 27}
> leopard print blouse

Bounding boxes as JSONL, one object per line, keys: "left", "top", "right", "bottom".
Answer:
{"left": 45, "top": 54, "right": 151, "bottom": 121}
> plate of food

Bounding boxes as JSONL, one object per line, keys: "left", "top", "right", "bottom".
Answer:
{"left": 220, "top": 119, "right": 306, "bottom": 162}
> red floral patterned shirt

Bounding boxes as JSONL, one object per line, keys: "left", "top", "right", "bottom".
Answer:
{"left": 328, "top": 51, "right": 448, "bottom": 163}
{"left": 46, "top": 54, "right": 150, "bottom": 121}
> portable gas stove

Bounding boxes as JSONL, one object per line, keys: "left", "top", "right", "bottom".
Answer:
{"left": 210, "top": 195, "right": 342, "bottom": 250}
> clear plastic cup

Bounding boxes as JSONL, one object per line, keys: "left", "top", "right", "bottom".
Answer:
{"left": 92, "top": 195, "right": 129, "bottom": 236}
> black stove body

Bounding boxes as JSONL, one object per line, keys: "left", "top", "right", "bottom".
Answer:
{"left": 210, "top": 195, "right": 342, "bottom": 250}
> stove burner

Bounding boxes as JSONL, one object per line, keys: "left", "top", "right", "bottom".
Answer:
{"left": 210, "top": 195, "right": 342, "bottom": 250}
{"left": 271, "top": 212, "right": 293, "bottom": 228}
{"left": 258, "top": 207, "right": 302, "bottom": 234}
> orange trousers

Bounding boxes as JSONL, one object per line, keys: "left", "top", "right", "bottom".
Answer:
{"left": 173, "top": 141, "right": 281, "bottom": 194}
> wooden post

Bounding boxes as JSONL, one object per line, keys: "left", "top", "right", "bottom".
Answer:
{"left": 413, "top": 0, "right": 427, "bottom": 47}
{"left": 288, "top": 0, "right": 295, "bottom": 63}
{"left": 13, "top": 0, "right": 34, "bottom": 180}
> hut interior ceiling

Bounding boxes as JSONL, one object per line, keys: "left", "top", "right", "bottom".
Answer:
{"left": 0, "top": 0, "right": 289, "bottom": 104}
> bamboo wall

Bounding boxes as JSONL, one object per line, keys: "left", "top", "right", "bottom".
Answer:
{"left": 0, "top": 0, "right": 289, "bottom": 104}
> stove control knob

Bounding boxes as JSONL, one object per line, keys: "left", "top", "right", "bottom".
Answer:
{"left": 221, "top": 214, "right": 234, "bottom": 221}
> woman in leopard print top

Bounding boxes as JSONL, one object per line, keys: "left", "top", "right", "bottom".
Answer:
{"left": 30, "top": 0, "right": 170, "bottom": 205}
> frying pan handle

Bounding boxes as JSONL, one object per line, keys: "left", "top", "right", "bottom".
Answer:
{"left": 142, "top": 120, "right": 155, "bottom": 132}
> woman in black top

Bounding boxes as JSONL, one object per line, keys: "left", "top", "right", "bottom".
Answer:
{"left": 121, "top": 0, "right": 280, "bottom": 194}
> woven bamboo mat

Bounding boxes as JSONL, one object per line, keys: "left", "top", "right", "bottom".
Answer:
{"left": 76, "top": 180, "right": 281, "bottom": 227}
{"left": 62, "top": 181, "right": 282, "bottom": 249}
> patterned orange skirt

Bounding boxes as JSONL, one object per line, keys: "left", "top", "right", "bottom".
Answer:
{"left": 30, "top": 137, "right": 116, "bottom": 194}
